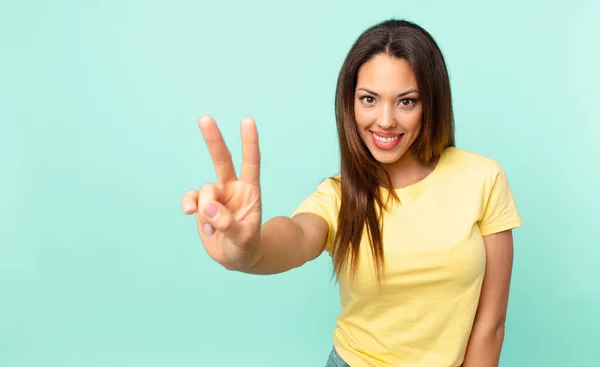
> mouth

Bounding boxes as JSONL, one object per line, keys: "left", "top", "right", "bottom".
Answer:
{"left": 371, "top": 131, "right": 403, "bottom": 150}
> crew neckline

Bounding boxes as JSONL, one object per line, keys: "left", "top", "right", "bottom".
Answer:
{"left": 391, "top": 146, "right": 454, "bottom": 202}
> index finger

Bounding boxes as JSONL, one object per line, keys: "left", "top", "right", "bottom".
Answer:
{"left": 198, "top": 115, "right": 238, "bottom": 183}
{"left": 240, "top": 116, "right": 260, "bottom": 185}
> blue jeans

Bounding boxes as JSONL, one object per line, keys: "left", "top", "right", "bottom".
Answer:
{"left": 326, "top": 347, "right": 350, "bottom": 367}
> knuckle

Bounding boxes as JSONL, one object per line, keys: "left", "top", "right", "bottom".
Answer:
{"left": 183, "top": 191, "right": 199, "bottom": 205}
{"left": 184, "top": 189, "right": 197, "bottom": 196}
{"left": 219, "top": 213, "right": 233, "bottom": 230}
{"left": 199, "top": 183, "right": 214, "bottom": 194}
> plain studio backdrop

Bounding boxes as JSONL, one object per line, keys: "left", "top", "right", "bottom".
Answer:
{"left": 1, "top": 0, "right": 598, "bottom": 366}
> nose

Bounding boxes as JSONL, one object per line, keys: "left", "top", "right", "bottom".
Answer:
{"left": 377, "top": 104, "right": 396, "bottom": 129}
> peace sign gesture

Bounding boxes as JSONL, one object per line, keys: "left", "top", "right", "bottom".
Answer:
{"left": 181, "top": 115, "right": 262, "bottom": 270}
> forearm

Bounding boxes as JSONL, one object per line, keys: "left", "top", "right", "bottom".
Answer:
{"left": 462, "top": 324, "right": 505, "bottom": 367}
{"left": 238, "top": 216, "right": 317, "bottom": 275}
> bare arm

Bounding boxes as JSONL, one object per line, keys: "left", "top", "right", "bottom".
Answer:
{"left": 462, "top": 229, "right": 514, "bottom": 367}
{"left": 242, "top": 213, "right": 329, "bottom": 274}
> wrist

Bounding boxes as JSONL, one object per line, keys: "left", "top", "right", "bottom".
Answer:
{"left": 229, "top": 232, "right": 263, "bottom": 272}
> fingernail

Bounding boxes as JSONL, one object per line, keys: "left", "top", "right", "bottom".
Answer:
{"left": 203, "top": 223, "right": 214, "bottom": 236}
{"left": 203, "top": 202, "right": 219, "bottom": 219}
{"left": 184, "top": 203, "right": 194, "bottom": 213}
{"left": 199, "top": 114, "right": 211, "bottom": 125}
{"left": 242, "top": 117, "right": 254, "bottom": 128}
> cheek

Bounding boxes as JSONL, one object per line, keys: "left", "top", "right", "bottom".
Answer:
{"left": 404, "top": 109, "right": 423, "bottom": 135}
{"left": 408, "top": 120, "right": 421, "bottom": 135}
{"left": 354, "top": 105, "right": 371, "bottom": 130}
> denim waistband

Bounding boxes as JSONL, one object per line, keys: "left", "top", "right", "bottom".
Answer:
{"left": 326, "top": 347, "right": 350, "bottom": 367}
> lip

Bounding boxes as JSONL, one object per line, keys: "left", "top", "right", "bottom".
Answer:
{"left": 371, "top": 131, "right": 403, "bottom": 150}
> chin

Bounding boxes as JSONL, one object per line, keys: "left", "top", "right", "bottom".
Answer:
{"left": 370, "top": 149, "right": 407, "bottom": 165}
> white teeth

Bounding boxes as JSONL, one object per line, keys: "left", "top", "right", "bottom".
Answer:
{"left": 373, "top": 133, "right": 400, "bottom": 143}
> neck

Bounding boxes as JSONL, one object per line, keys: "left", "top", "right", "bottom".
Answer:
{"left": 383, "top": 152, "right": 439, "bottom": 189}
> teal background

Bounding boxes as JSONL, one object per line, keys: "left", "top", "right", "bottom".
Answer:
{"left": 1, "top": 0, "right": 598, "bottom": 366}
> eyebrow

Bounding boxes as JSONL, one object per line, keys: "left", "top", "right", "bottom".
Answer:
{"left": 357, "top": 88, "right": 418, "bottom": 98}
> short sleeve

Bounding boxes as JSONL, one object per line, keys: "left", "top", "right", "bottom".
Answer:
{"left": 477, "top": 161, "right": 523, "bottom": 236}
{"left": 291, "top": 177, "right": 341, "bottom": 255}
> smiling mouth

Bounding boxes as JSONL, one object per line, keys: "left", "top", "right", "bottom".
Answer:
{"left": 371, "top": 131, "right": 404, "bottom": 150}
{"left": 372, "top": 132, "right": 402, "bottom": 143}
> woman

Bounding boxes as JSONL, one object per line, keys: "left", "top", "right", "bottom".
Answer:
{"left": 181, "top": 19, "right": 522, "bottom": 367}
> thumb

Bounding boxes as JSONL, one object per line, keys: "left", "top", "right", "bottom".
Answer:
{"left": 201, "top": 200, "right": 234, "bottom": 234}
{"left": 197, "top": 184, "right": 237, "bottom": 236}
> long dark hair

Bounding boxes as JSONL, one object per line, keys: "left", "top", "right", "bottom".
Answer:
{"left": 332, "top": 19, "right": 455, "bottom": 282}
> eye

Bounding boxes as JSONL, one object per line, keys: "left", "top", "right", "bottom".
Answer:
{"left": 359, "top": 95, "right": 376, "bottom": 105}
{"left": 399, "top": 98, "right": 417, "bottom": 108}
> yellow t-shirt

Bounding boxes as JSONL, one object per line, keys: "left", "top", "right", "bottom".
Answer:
{"left": 292, "top": 147, "right": 523, "bottom": 367}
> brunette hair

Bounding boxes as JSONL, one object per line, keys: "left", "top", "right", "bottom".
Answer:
{"left": 332, "top": 19, "right": 455, "bottom": 281}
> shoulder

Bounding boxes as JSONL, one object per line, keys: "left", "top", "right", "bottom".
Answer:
{"left": 444, "top": 147, "right": 499, "bottom": 169}
{"left": 435, "top": 147, "right": 514, "bottom": 199}
{"left": 312, "top": 175, "right": 341, "bottom": 196}
{"left": 295, "top": 174, "right": 342, "bottom": 210}
{"left": 292, "top": 174, "right": 342, "bottom": 227}
{"left": 442, "top": 147, "right": 505, "bottom": 180}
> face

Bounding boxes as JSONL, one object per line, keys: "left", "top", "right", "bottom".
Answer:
{"left": 354, "top": 54, "right": 422, "bottom": 165}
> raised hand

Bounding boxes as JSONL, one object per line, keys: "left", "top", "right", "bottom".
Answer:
{"left": 181, "top": 115, "right": 262, "bottom": 270}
